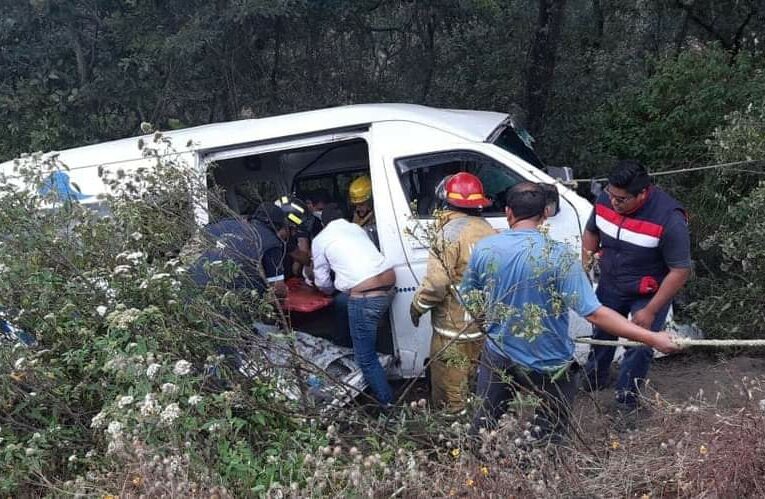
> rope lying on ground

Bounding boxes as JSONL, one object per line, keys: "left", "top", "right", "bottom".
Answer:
{"left": 576, "top": 337, "right": 765, "bottom": 348}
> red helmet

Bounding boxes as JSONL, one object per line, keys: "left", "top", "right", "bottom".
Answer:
{"left": 436, "top": 172, "right": 492, "bottom": 209}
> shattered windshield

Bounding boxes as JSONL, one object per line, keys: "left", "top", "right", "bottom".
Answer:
{"left": 490, "top": 125, "right": 545, "bottom": 169}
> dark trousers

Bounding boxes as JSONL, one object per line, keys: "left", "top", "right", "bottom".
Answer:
{"left": 471, "top": 346, "right": 579, "bottom": 443}
{"left": 584, "top": 286, "right": 670, "bottom": 408}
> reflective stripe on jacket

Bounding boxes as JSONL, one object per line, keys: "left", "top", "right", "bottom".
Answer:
{"left": 411, "top": 210, "right": 496, "bottom": 340}
{"left": 595, "top": 186, "right": 685, "bottom": 296}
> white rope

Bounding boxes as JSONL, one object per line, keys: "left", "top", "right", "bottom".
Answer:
{"left": 576, "top": 337, "right": 765, "bottom": 348}
{"left": 573, "top": 159, "right": 765, "bottom": 183}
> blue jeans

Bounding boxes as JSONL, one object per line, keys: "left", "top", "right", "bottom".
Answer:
{"left": 584, "top": 286, "right": 670, "bottom": 408}
{"left": 348, "top": 292, "right": 394, "bottom": 405}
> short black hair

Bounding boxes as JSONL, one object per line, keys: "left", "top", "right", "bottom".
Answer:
{"left": 321, "top": 205, "right": 345, "bottom": 226}
{"left": 505, "top": 182, "right": 546, "bottom": 221}
{"left": 608, "top": 160, "right": 652, "bottom": 195}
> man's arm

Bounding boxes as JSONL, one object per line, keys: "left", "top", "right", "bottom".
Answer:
{"left": 410, "top": 237, "right": 458, "bottom": 324}
{"left": 556, "top": 250, "right": 678, "bottom": 353}
{"left": 632, "top": 212, "right": 691, "bottom": 328}
{"left": 582, "top": 229, "right": 600, "bottom": 271}
{"left": 262, "top": 247, "right": 287, "bottom": 298}
{"left": 581, "top": 209, "right": 599, "bottom": 269}
{"left": 586, "top": 306, "right": 680, "bottom": 353}
{"left": 311, "top": 241, "right": 334, "bottom": 295}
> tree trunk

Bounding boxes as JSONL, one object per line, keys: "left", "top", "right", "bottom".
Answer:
{"left": 525, "top": 0, "right": 568, "bottom": 136}
{"left": 591, "top": 0, "right": 604, "bottom": 50}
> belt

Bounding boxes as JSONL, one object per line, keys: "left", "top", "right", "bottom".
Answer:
{"left": 350, "top": 269, "right": 395, "bottom": 297}
{"left": 350, "top": 284, "right": 394, "bottom": 298}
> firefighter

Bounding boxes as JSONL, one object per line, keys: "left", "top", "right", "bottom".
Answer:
{"left": 188, "top": 197, "right": 309, "bottom": 298}
{"left": 409, "top": 172, "right": 497, "bottom": 412}
{"left": 348, "top": 175, "right": 378, "bottom": 245}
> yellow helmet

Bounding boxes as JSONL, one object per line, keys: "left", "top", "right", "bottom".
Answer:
{"left": 348, "top": 175, "right": 372, "bottom": 204}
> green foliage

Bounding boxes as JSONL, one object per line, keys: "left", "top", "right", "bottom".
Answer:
{"left": 689, "top": 181, "right": 765, "bottom": 339}
{"left": 0, "top": 143, "right": 324, "bottom": 496}
{"left": 688, "top": 101, "right": 765, "bottom": 339}
{"left": 582, "top": 45, "right": 765, "bottom": 173}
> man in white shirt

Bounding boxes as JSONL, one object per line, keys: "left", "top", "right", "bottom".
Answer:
{"left": 311, "top": 206, "right": 396, "bottom": 406}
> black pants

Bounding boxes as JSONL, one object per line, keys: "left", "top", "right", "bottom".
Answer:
{"left": 471, "top": 346, "right": 579, "bottom": 443}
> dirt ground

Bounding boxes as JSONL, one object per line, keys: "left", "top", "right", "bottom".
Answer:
{"left": 392, "top": 352, "right": 765, "bottom": 427}
{"left": 572, "top": 352, "right": 765, "bottom": 435}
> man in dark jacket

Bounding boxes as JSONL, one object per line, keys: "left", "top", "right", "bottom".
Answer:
{"left": 582, "top": 160, "right": 691, "bottom": 409}
{"left": 189, "top": 200, "right": 308, "bottom": 297}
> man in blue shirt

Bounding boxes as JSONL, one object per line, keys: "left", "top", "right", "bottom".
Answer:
{"left": 463, "top": 182, "right": 679, "bottom": 442}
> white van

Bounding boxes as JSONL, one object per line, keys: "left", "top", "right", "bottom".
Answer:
{"left": 0, "top": 104, "right": 594, "bottom": 388}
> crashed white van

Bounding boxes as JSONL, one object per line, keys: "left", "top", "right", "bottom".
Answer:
{"left": 0, "top": 104, "right": 594, "bottom": 389}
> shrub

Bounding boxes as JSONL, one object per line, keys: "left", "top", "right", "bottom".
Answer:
{"left": 0, "top": 136, "right": 326, "bottom": 496}
{"left": 687, "top": 101, "right": 765, "bottom": 339}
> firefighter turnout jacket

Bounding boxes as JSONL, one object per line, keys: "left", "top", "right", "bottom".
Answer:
{"left": 412, "top": 210, "right": 496, "bottom": 339}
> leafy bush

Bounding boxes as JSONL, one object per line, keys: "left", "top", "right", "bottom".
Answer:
{"left": 687, "top": 101, "right": 765, "bottom": 339}
{"left": 581, "top": 44, "right": 765, "bottom": 174}
{"left": 0, "top": 137, "right": 326, "bottom": 496}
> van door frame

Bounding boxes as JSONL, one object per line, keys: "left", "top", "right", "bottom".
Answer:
{"left": 195, "top": 129, "right": 404, "bottom": 363}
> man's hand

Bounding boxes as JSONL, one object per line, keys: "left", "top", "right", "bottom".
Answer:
{"left": 409, "top": 303, "right": 422, "bottom": 327}
{"left": 631, "top": 307, "right": 656, "bottom": 329}
{"left": 650, "top": 331, "right": 682, "bottom": 354}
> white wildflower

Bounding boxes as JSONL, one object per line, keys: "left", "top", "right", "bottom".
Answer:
{"left": 13, "top": 357, "right": 25, "bottom": 370}
{"left": 173, "top": 359, "right": 191, "bottom": 376}
{"left": 106, "top": 308, "right": 141, "bottom": 329}
{"left": 188, "top": 395, "right": 203, "bottom": 406}
{"left": 207, "top": 422, "right": 221, "bottom": 434}
{"left": 117, "top": 395, "right": 134, "bottom": 408}
{"left": 90, "top": 411, "right": 107, "bottom": 429}
{"left": 123, "top": 251, "right": 145, "bottom": 263}
{"left": 140, "top": 393, "right": 161, "bottom": 416}
{"left": 68, "top": 454, "right": 77, "bottom": 463}
{"left": 85, "top": 449, "right": 96, "bottom": 458}
{"left": 146, "top": 363, "right": 161, "bottom": 379}
{"left": 150, "top": 273, "right": 171, "bottom": 281}
{"left": 161, "top": 383, "right": 178, "bottom": 396}
{"left": 130, "top": 231, "right": 143, "bottom": 241}
{"left": 106, "top": 421, "right": 123, "bottom": 439}
{"left": 96, "top": 305, "right": 108, "bottom": 317}
{"left": 160, "top": 403, "right": 181, "bottom": 426}
{"left": 112, "top": 265, "right": 132, "bottom": 276}
{"left": 25, "top": 448, "right": 36, "bottom": 456}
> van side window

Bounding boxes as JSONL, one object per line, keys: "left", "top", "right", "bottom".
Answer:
{"left": 395, "top": 150, "right": 523, "bottom": 218}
